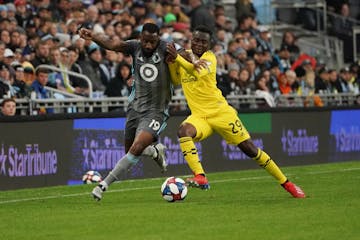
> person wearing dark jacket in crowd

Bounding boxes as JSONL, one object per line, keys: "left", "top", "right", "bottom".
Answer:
{"left": 188, "top": 0, "right": 216, "bottom": 31}
{"left": 105, "top": 61, "right": 133, "bottom": 97}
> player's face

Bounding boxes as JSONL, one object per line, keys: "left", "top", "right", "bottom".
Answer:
{"left": 191, "top": 31, "right": 211, "bottom": 57}
{"left": 140, "top": 31, "right": 159, "bottom": 56}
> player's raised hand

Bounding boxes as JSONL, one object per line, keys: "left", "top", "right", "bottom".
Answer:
{"left": 166, "top": 43, "right": 177, "bottom": 63}
{"left": 78, "top": 28, "right": 93, "bottom": 40}
{"left": 194, "top": 59, "right": 209, "bottom": 73}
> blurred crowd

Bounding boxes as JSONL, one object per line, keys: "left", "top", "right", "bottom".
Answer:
{"left": 0, "top": 0, "right": 359, "bottom": 115}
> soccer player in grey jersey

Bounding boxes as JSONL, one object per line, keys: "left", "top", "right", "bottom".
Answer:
{"left": 79, "top": 23, "right": 170, "bottom": 201}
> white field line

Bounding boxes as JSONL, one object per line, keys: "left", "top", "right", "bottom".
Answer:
{"left": 0, "top": 167, "right": 359, "bottom": 205}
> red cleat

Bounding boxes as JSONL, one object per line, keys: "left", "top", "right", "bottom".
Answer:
{"left": 282, "top": 181, "right": 306, "bottom": 198}
{"left": 186, "top": 174, "right": 210, "bottom": 190}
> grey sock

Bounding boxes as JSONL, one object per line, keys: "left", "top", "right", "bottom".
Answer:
{"left": 103, "top": 153, "right": 139, "bottom": 186}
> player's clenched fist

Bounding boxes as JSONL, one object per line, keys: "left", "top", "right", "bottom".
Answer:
{"left": 78, "top": 28, "right": 93, "bottom": 40}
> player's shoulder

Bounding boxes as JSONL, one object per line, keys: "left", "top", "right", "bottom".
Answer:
{"left": 203, "top": 50, "right": 216, "bottom": 58}
{"left": 201, "top": 50, "right": 216, "bottom": 63}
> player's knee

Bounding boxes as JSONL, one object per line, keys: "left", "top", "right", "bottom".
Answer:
{"left": 238, "top": 140, "right": 258, "bottom": 158}
{"left": 129, "top": 141, "right": 147, "bottom": 156}
{"left": 177, "top": 124, "right": 196, "bottom": 138}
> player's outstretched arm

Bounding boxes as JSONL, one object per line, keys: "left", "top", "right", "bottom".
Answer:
{"left": 78, "top": 28, "right": 127, "bottom": 52}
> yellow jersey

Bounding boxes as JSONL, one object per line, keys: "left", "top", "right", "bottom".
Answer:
{"left": 169, "top": 50, "right": 228, "bottom": 117}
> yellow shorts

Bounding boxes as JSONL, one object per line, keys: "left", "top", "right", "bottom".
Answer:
{"left": 182, "top": 105, "right": 250, "bottom": 145}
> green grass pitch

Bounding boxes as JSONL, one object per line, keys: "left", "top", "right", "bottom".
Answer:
{"left": 1, "top": 161, "right": 359, "bottom": 240}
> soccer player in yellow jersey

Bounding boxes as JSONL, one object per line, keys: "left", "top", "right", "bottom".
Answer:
{"left": 166, "top": 25, "right": 306, "bottom": 198}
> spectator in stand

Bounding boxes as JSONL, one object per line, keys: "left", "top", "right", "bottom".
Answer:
{"left": 0, "top": 29, "right": 11, "bottom": 47}
{"left": 280, "top": 31, "right": 300, "bottom": 62}
{"left": 213, "top": 41, "right": 227, "bottom": 74}
{"left": 79, "top": 43, "right": 110, "bottom": 95}
{"left": 256, "top": 26, "right": 273, "bottom": 54}
{"left": 349, "top": 62, "right": 360, "bottom": 83}
{"left": 235, "top": 0, "right": 256, "bottom": 23}
{"left": 67, "top": 45, "right": 88, "bottom": 95}
{"left": 268, "top": 61, "right": 281, "bottom": 95}
{"left": 0, "top": 98, "right": 16, "bottom": 116}
{"left": 277, "top": 45, "right": 292, "bottom": 73}
{"left": 285, "top": 69, "right": 299, "bottom": 92}
{"left": 255, "top": 73, "right": 276, "bottom": 107}
{"left": 237, "top": 14, "right": 253, "bottom": 33}
{"left": 12, "top": 63, "right": 32, "bottom": 98}
{"left": 105, "top": 61, "right": 133, "bottom": 97}
{"left": 278, "top": 72, "right": 292, "bottom": 95}
{"left": 8, "top": 29, "right": 22, "bottom": 52}
{"left": 31, "top": 67, "right": 50, "bottom": 99}
{"left": 31, "top": 40, "right": 50, "bottom": 68}
{"left": 14, "top": 0, "right": 28, "bottom": 28}
{"left": 188, "top": 0, "right": 215, "bottom": 31}
{"left": 232, "top": 47, "right": 247, "bottom": 69}
{"left": 315, "top": 67, "right": 332, "bottom": 94}
{"left": 237, "top": 68, "right": 254, "bottom": 94}
{"left": 245, "top": 57, "right": 259, "bottom": 82}
{"left": 226, "top": 63, "right": 241, "bottom": 96}
{"left": 330, "top": 3, "right": 355, "bottom": 62}
{"left": 3, "top": 48, "right": 16, "bottom": 77}
{"left": 0, "top": 62, "right": 16, "bottom": 97}
{"left": 328, "top": 69, "right": 343, "bottom": 93}
{"left": 254, "top": 49, "right": 271, "bottom": 72}
{"left": 339, "top": 67, "right": 359, "bottom": 94}
{"left": 131, "top": 1, "right": 147, "bottom": 25}
{"left": 170, "top": 0, "right": 190, "bottom": 24}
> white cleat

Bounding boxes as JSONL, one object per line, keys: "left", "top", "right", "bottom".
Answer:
{"left": 92, "top": 182, "right": 107, "bottom": 201}
{"left": 154, "top": 143, "right": 168, "bottom": 173}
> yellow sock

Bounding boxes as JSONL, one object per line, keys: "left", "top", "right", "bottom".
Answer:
{"left": 253, "top": 148, "right": 287, "bottom": 184}
{"left": 179, "top": 137, "right": 205, "bottom": 175}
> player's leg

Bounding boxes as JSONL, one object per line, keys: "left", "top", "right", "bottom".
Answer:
{"left": 178, "top": 115, "right": 212, "bottom": 189}
{"left": 238, "top": 140, "right": 305, "bottom": 198}
{"left": 92, "top": 130, "right": 154, "bottom": 201}
{"left": 139, "top": 112, "right": 169, "bottom": 172}
{"left": 212, "top": 106, "right": 305, "bottom": 198}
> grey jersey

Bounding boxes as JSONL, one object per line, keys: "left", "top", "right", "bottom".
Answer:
{"left": 125, "top": 40, "right": 171, "bottom": 114}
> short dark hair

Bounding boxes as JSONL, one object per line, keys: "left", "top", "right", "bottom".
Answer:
{"left": 35, "top": 67, "right": 50, "bottom": 76}
{"left": 142, "top": 22, "right": 160, "bottom": 35}
{"left": 1, "top": 98, "right": 15, "bottom": 107}
{"left": 193, "top": 25, "right": 213, "bottom": 39}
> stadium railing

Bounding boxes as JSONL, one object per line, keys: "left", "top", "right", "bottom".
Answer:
{"left": 36, "top": 64, "right": 93, "bottom": 98}
{"left": 3, "top": 93, "right": 359, "bottom": 115}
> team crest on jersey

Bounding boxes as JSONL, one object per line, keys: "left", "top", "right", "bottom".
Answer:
{"left": 140, "top": 63, "right": 158, "bottom": 82}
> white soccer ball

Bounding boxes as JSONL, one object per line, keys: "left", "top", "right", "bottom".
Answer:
{"left": 161, "top": 176, "right": 188, "bottom": 202}
{"left": 82, "top": 170, "right": 102, "bottom": 184}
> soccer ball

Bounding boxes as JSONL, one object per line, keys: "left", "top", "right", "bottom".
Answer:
{"left": 161, "top": 177, "right": 188, "bottom": 202}
{"left": 82, "top": 170, "right": 102, "bottom": 184}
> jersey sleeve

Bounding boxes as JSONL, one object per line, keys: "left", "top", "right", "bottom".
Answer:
{"left": 175, "top": 51, "right": 216, "bottom": 79}
{"left": 124, "top": 40, "right": 139, "bottom": 57}
{"left": 168, "top": 62, "right": 181, "bottom": 86}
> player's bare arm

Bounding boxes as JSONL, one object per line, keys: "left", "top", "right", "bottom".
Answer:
{"left": 166, "top": 43, "right": 177, "bottom": 64}
{"left": 78, "top": 28, "right": 128, "bottom": 52}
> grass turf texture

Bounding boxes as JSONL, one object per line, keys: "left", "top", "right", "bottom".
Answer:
{"left": 1, "top": 161, "right": 359, "bottom": 240}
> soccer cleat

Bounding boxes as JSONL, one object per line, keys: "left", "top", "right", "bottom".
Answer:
{"left": 186, "top": 174, "right": 210, "bottom": 190}
{"left": 154, "top": 143, "right": 168, "bottom": 173}
{"left": 282, "top": 181, "right": 306, "bottom": 198}
{"left": 92, "top": 182, "right": 107, "bottom": 201}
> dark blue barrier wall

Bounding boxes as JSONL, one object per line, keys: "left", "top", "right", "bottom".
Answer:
{"left": 0, "top": 108, "right": 359, "bottom": 190}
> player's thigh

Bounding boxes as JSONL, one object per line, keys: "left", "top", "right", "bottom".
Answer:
{"left": 137, "top": 111, "right": 169, "bottom": 141}
{"left": 210, "top": 106, "right": 250, "bottom": 145}
{"left": 183, "top": 115, "right": 213, "bottom": 142}
{"left": 125, "top": 109, "right": 139, "bottom": 142}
